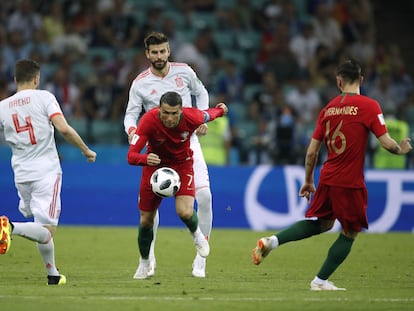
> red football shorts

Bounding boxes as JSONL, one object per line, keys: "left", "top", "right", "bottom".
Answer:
{"left": 305, "top": 184, "right": 368, "bottom": 233}
{"left": 138, "top": 160, "right": 195, "bottom": 212}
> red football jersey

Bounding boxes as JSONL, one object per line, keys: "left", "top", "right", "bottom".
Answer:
{"left": 128, "top": 107, "right": 224, "bottom": 165}
{"left": 313, "top": 93, "right": 387, "bottom": 188}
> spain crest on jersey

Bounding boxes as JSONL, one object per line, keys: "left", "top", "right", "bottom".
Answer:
{"left": 175, "top": 77, "right": 184, "bottom": 88}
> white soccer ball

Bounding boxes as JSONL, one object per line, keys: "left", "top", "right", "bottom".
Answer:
{"left": 150, "top": 167, "right": 181, "bottom": 197}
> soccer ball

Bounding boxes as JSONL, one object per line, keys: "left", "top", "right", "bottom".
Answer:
{"left": 150, "top": 167, "right": 181, "bottom": 198}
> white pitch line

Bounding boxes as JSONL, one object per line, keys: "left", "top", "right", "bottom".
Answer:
{"left": 0, "top": 295, "right": 413, "bottom": 303}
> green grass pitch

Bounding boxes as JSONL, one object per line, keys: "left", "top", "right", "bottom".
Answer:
{"left": 0, "top": 226, "right": 413, "bottom": 311}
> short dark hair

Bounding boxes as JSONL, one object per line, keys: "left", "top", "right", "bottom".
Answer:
{"left": 144, "top": 32, "right": 169, "bottom": 50}
{"left": 160, "top": 91, "right": 182, "bottom": 107}
{"left": 15, "top": 59, "right": 40, "bottom": 83}
{"left": 336, "top": 59, "right": 362, "bottom": 84}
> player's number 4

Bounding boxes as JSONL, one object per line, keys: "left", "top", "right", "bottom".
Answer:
{"left": 12, "top": 113, "right": 37, "bottom": 145}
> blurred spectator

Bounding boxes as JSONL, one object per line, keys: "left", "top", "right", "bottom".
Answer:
{"left": 264, "top": 24, "right": 300, "bottom": 85}
{"left": 42, "top": 1, "right": 65, "bottom": 43}
{"left": 215, "top": 59, "right": 245, "bottom": 104}
{"left": 27, "top": 49, "right": 50, "bottom": 87}
{"left": 83, "top": 69, "right": 123, "bottom": 121}
{"left": 219, "top": 7, "right": 248, "bottom": 35}
{"left": 339, "top": 0, "right": 375, "bottom": 44}
{"left": 174, "top": 0, "right": 216, "bottom": 13}
{"left": 311, "top": 2, "right": 343, "bottom": 54}
{"left": 192, "top": 0, "right": 217, "bottom": 12}
{"left": 230, "top": 0, "right": 256, "bottom": 32}
{"left": 281, "top": 0, "right": 303, "bottom": 37}
{"left": 285, "top": 75, "right": 322, "bottom": 125}
{"left": 69, "top": 1, "right": 96, "bottom": 39}
{"left": 27, "top": 28, "right": 51, "bottom": 60}
{"left": 199, "top": 115, "right": 232, "bottom": 166}
{"left": 252, "top": 71, "right": 279, "bottom": 116}
{"left": 256, "top": 14, "right": 287, "bottom": 68}
{"left": 139, "top": 4, "right": 165, "bottom": 41}
{"left": 0, "top": 77, "right": 10, "bottom": 100}
{"left": 116, "top": 52, "right": 148, "bottom": 87}
{"left": 2, "top": 30, "right": 31, "bottom": 79}
{"left": 391, "top": 62, "right": 414, "bottom": 106}
{"left": 367, "top": 71, "right": 400, "bottom": 113}
{"left": 271, "top": 104, "right": 298, "bottom": 165}
{"left": 0, "top": 77, "right": 10, "bottom": 144}
{"left": 0, "top": 1, "right": 16, "bottom": 27}
{"left": 244, "top": 100, "right": 267, "bottom": 164}
{"left": 0, "top": 31, "right": 14, "bottom": 83}
{"left": 174, "top": 27, "right": 218, "bottom": 84}
{"left": 45, "top": 67, "right": 82, "bottom": 118}
{"left": 308, "top": 44, "right": 337, "bottom": 90}
{"left": 98, "top": 0, "right": 140, "bottom": 50}
{"left": 373, "top": 109, "right": 410, "bottom": 169}
{"left": 50, "top": 19, "right": 87, "bottom": 58}
{"left": 349, "top": 26, "right": 375, "bottom": 66}
{"left": 7, "top": 0, "right": 43, "bottom": 41}
{"left": 289, "top": 22, "right": 320, "bottom": 74}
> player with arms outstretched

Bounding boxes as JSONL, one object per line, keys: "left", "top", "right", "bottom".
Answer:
{"left": 127, "top": 91, "right": 227, "bottom": 279}
{"left": 252, "top": 59, "right": 412, "bottom": 290}
{"left": 0, "top": 59, "right": 96, "bottom": 285}
{"left": 124, "top": 31, "right": 212, "bottom": 278}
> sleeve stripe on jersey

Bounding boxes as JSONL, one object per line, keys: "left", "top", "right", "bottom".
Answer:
{"left": 203, "top": 111, "right": 210, "bottom": 123}
{"left": 135, "top": 69, "right": 150, "bottom": 82}
{"left": 49, "top": 112, "right": 63, "bottom": 120}
{"left": 170, "top": 62, "right": 188, "bottom": 67}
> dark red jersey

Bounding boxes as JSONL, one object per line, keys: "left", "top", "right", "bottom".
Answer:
{"left": 128, "top": 107, "right": 224, "bottom": 165}
{"left": 313, "top": 93, "right": 387, "bottom": 188}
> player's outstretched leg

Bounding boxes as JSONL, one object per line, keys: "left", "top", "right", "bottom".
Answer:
{"left": 252, "top": 236, "right": 278, "bottom": 265}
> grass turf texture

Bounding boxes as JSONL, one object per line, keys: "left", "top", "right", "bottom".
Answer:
{"left": 0, "top": 227, "right": 413, "bottom": 311}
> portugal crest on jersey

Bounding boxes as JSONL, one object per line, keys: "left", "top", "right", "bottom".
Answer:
{"left": 180, "top": 131, "right": 189, "bottom": 142}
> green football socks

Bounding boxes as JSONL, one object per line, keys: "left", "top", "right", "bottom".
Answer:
{"left": 276, "top": 219, "right": 324, "bottom": 245}
{"left": 180, "top": 211, "right": 198, "bottom": 233}
{"left": 138, "top": 226, "right": 153, "bottom": 259}
{"left": 317, "top": 233, "right": 354, "bottom": 280}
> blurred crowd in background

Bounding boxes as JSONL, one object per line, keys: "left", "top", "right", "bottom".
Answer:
{"left": 0, "top": 0, "right": 413, "bottom": 168}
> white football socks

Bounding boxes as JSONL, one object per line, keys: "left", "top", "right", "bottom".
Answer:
{"left": 149, "top": 210, "right": 159, "bottom": 261}
{"left": 269, "top": 235, "right": 279, "bottom": 249}
{"left": 11, "top": 222, "right": 51, "bottom": 243}
{"left": 195, "top": 187, "right": 213, "bottom": 240}
{"left": 38, "top": 238, "right": 59, "bottom": 276}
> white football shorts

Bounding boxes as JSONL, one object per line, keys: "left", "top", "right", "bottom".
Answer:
{"left": 16, "top": 173, "right": 62, "bottom": 226}
{"left": 190, "top": 134, "right": 210, "bottom": 190}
